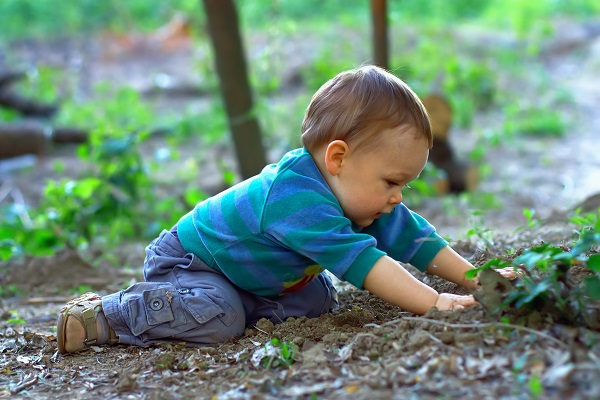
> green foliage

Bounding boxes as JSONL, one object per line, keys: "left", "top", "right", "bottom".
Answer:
{"left": 467, "top": 222, "right": 600, "bottom": 327}
{"left": 397, "top": 35, "right": 498, "bottom": 130}
{"left": 0, "top": 0, "right": 202, "bottom": 40}
{"left": 0, "top": 86, "right": 192, "bottom": 260}
{"left": 6, "top": 310, "right": 26, "bottom": 327}
{"left": 482, "top": 0, "right": 600, "bottom": 37}
{"left": 522, "top": 208, "right": 539, "bottom": 228}
{"left": 529, "top": 374, "right": 543, "bottom": 398}
{"left": 0, "top": 285, "right": 21, "bottom": 298}
{"left": 504, "top": 105, "right": 565, "bottom": 137}
{"left": 258, "top": 338, "right": 297, "bottom": 369}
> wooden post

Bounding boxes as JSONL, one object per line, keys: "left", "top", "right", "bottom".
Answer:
{"left": 371, "top": 0, "right": 389, "bottom": 69}
{"left": 202, "top": 0, "right": 267, "bottom": 179}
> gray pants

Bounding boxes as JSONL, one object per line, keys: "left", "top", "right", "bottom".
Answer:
{"left": 102, "top": 230, "right": 338, "bottom": 346}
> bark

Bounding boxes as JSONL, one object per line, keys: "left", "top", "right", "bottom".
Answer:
{"left": 0, "top": 122, "right": 47, "bottom": 158}
{"left": 0, "top": 71, "right": 58, "bottom": 117}
{"left": 202, "top": 0, "right": 267, "bottom": 179}
{"left": 371, "top": 0, "right": 389, "bottom": 69}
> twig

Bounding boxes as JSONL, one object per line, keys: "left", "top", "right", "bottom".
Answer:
{"left": 10, "top": 373, "right": 38, "bottom": 395}
{"left": 253, "top": 326, "right": 270, "bottom": 336}
{"left": 402, "top": 316, "right": 568, "bottom": 349}
{"left": 27, "top": 296, "right": 71, "bottom": 304}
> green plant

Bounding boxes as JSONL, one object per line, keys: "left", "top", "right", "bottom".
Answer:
{"left": 522, "top": 208, "right": 539, "bottom": 228}
{"left": 70, "top": 285, "right": 94, "bottom": 296}
{"left": 6, "top": 310, "right": 26, "bottom": 327}
{"left": 0, "top": 86, "right": 190, "bottom": 261}
{"left": 254, "top": 338, "right": 298, "bottom": 369}
{"left": 0, "top": 284, "right": 21, "bottom": 298}
{"left": 0, "top": 0, "right": 203, "bottom": 40}
{"left": 529, "top": 374, "right": 544, "bottom": 399}
{"left": 467, "top": 226, "right": 600, "bottom": 327}
{"left": 570, "top": 208, "right": 600, "bottom": 230}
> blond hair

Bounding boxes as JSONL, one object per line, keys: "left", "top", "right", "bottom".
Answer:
{"left": 301, "top": 65, "right": 432, "bottom": 154}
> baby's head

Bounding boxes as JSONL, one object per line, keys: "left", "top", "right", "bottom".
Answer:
{"left": 302, "top": 66, "right": 432, "bottom": 227}
{"left": 301, "top": 65, "right": 432, "bottom": 156}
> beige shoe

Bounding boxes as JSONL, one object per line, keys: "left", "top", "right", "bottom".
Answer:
{"left": 57, "top": 292, "right": 118, "bottom": 354}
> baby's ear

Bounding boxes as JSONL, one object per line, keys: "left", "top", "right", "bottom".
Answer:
{"left": 324, "top": 140, "right": 349, "bottom": 176}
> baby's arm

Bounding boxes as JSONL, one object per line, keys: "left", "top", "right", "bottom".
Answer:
{"left": 426, "top": 246, "right": 516, "bottom": 287}
{"left": 362, "top": 255, "right": 476, "bottom": 315}
{"left": 426, "top": 246, "right": 479, "bottom": 289}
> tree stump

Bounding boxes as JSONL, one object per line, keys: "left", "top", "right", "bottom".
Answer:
{"left": 423, "top": 94, "right": 479, "bottom": 193}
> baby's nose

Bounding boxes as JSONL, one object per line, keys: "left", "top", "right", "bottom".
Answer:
{"left": 390, "top": 192, "right": 402, "bottom": 205}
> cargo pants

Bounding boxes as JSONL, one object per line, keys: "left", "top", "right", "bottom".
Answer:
{"left": 102, "top": 229, "right": 338, "bottom": 346}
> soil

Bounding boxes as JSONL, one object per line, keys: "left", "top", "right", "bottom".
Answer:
{"left": 2, "top": 18, "right": 600, "bottom": 400}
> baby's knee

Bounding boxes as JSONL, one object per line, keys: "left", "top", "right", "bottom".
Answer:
{"left": 177, "top": 288, "right": 246, "bottom": 344}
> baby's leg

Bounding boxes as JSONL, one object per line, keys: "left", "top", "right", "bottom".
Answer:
{"left": 102, "top": 230, "right": 246, "bottom": 346}
{"left": 242, "top": 271, "right": 339, "bottom": 326}
{"left": 278, "top": 272, "right": 339, "bottom": 317}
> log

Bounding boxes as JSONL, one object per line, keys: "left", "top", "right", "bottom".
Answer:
{"left": 0, "top": 70, "right": 58, "bottom": 117}
{"left": 0, "top": 90, "right": 58, "bottom": 118}
{"left": 0, "top": 123, "right": 89, "bottom": 158}
{"left": 0, "top": 122, "right": 171, "bottom": 159}
{"left": 0, "top": 71, "right": 26, "bottom": 89}
{"left": 0, "top": 122, "right": 47, "bottom": 158}
{"left": 422, "top": 94, "right": 478, "bottom": 193}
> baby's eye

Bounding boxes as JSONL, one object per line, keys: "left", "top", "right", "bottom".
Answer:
{"left": 386, "top": 180, "right": 399, "bottom": 187}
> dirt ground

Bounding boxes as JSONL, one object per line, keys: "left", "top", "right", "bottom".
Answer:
{"left": 2, "top": 18, "right": 600, "bottom": 400}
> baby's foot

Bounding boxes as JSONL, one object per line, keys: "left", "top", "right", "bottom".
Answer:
{"left": 57, "top": 293, "right": 117, "bottom": 354}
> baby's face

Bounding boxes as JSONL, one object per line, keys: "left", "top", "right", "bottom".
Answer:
{"left": 331, "top": 127, "right": 429, "bottom": 227}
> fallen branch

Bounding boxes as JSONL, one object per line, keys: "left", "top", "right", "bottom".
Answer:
{"left": 0, "top": 71, "right": 57, "bottom": 117}
{"left": 366, "top": 315, "right": 568, "bottom": 349}
{"left": 0, "top": 122, "right": 171, "bottom": 159}
{"left": 27, "top": 296, "right": 72, "bottom": 304}
{"left": 401, "top": 316, "right": 569, "bottom": 349}
{"left": 10, "top": 373, "right": 38, "bottom": 395}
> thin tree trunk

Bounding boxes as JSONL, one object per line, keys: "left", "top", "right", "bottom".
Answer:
{"left": 202, "top": 0, "right": 267, "bottom": 179}
{"left": 371, "top": 0, "right": 389, "bottom": 69}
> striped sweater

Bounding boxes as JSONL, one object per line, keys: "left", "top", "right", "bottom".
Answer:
{"left": 177, "top": 148, "right": 447, "bottom": 297}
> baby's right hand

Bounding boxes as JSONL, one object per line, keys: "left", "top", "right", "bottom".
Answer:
{"left": 435, "top": 293, "right": 477, "bottom": 311}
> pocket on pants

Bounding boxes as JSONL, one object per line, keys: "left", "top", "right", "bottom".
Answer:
{"left": 180, "top": 290, "right": 237, "bottom": 327}
{"left": 129, "top": 288, "right": 188, "bottom": 336}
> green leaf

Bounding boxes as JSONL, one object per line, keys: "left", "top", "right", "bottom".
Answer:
{"left": 0, "top": 240, "right": 16, "bottom": 261}
{"left": 529, "top": 375, "right": 543, "bottom": 397}
{"left": 184, "top": 187, "right": 208, "bottom": 207}
{"left": 72, "top": 178, "right": 102, "bottom": 200}
{"left": 465, "top": 269, "right": 479, "bottom": 280}
{"left": 585, "top": 277, "right": 600, "bottom": 300}
{"left": 515, "top": 280, "right": 552, "bottom": 308}
{"left": 587, "top": 254, "right": 600, "bottom": 272}
{"left": 464, "top": 258, "right": 510, "bottom": 280}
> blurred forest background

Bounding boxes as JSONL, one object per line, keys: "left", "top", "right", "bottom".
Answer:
{"left": 2, "top": 2, "right": 600, "bottom": 399}
{"left": 1, "top": 0, "right": 600, "bottom": 268}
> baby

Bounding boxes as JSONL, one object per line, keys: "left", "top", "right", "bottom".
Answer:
{"left": 57, "top": 65, "right": 506, "bottom": 354}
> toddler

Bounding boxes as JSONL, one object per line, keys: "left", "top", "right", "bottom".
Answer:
{"left": 57, "top": 65, "right": 505, "bottom": 354}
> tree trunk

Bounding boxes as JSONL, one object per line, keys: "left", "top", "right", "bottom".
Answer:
{"left": 371, "top": 0, "right": 389, "bottom": 69}
{"left": 202, "top": 0, "right": 267, "bottom": 179}
{"left": 0, "top": 122, "right": 47, "bottom": 158}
